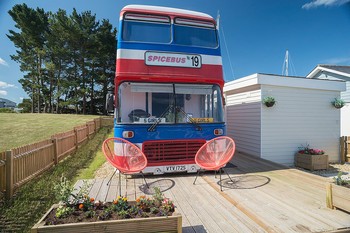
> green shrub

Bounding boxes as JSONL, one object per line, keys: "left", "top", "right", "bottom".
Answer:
{"left": 0, "top": 108, "right": 16, "bottom": 113}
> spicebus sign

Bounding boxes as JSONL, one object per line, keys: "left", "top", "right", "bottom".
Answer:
{"left": 145, "top": 51, "right": 202, "bottom": 68}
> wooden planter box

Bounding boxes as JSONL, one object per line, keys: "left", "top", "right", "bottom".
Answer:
{"left": 294, "top": 153, "right": 328, "bottom": 171}
{"left": 31, "top": 204, "right": 182, "bottom": 233}
{"left": 326, "top": 183, "right": 350, "bottom": 213}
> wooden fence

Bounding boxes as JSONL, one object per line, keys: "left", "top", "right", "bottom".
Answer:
{"left": 340, "top": 136, "right": 349, "bottom": 163}
{"left": 0, "top": 117, "right": 113, "bottom": 200}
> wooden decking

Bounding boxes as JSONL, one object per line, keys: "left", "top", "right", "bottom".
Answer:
{"left": 74, "top": 152, "right": 350, "bottom": 233}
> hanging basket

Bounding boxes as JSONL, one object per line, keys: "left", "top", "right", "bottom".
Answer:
{"left": 265, "top": 102, "right": 275, "bottom": 107}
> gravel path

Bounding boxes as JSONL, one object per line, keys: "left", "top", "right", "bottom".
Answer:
{"left": 295, "top": 163, "right": 350, "bottom": 181}
{"left": 94, "top": 161, "right": 114, "bottom": 179}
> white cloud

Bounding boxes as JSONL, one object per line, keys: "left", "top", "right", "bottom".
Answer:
{"left": 302, "top": 0, "right": 350, "bottom": 9}
{"left": 322, "top": 57, "right": 350, "bottom": 64}
{"left": 0, "top": 57, "right": 8, "bottom": 66}
{"left": 0, "top": 81, "right": 17, "bottom": 88}
{"left": 0, "top": 90, "right": 7, "bottom": 96}
{"left": 19, "top": 97, "right": 24, "bottom": 100}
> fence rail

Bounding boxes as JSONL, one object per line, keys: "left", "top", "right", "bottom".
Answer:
{"left": 0, "top": 116, "right": 113, "bottom": 199}
{"left": 340, "top": 136, "right": 350, "bottom": 163}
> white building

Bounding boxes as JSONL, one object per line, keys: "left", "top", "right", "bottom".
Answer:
{"left": 224, "top": 73, "right": 346, "bottom": 166}
{"left": 0, "top": 98, "right": 16, "bottom": 108}
{"left": 307, "top": 65, "right": 350, "bottom": 136}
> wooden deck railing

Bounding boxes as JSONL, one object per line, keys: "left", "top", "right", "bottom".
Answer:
{"left": 0, "top": 116, "right": 114, "bottom": 200}
{"left": 340, "top": 136, "right": 349, "bottom": 163}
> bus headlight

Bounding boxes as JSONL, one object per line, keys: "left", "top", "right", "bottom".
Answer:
{"left": 214, "top": 129, "right": 223, "bottom": 136}
{"left": 122, "top": 131, "right": 134, "bottom": 138}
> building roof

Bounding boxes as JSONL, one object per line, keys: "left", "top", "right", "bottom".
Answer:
{"left": 307, "top": 65, "right": 350, "bottom": 79}
{"left": 0, "top": 98, "right": 16, "bottom": 107}
{"left": 224, "top": 73, "right": 346, "bottom": 94}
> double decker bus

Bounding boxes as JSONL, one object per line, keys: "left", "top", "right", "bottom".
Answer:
{"left": 114, "top": 5, "right": 225, "bottom": 174}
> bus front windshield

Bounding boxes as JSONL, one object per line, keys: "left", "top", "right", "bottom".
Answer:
{"left": 117, "top": 82, "right": 224, "bottom": 124}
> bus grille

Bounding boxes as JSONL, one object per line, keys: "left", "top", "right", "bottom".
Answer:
{"left": 143, "top": 139, "right": 206, "bottom": 165}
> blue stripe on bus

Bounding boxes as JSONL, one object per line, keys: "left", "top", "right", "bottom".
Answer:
{"left": 117, "top": 41, "right": 222, "bottom": 56}
{"left": 114, "top": 123, "right": 226, "bottom": 144}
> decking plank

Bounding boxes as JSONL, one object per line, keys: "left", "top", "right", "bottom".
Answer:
{"left": 184, "top": 173, "right": 266, "bottom": 233}
{"left": 73, "top": 152, "right": 350, "bottom": 233}
{"left": 168, "top": 176, "right": 209, "bottom": 232}
{"left": 105, "top": 177, "right": 118, "bottom": 202}
{"left": 88, "top": 178, "right": 103, "bottom": 198}
{"left": 95, "top": 178, "right": 110, "bottom": 202}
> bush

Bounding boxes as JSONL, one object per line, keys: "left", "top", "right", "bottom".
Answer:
{"left": 0, "top": 108, "right": 16, "bottom": 113}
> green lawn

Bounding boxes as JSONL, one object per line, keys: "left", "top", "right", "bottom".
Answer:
{"left": 0, "top": 127, "right": 111, "bottom": 232}
{"left": 75, "top": 130, "right": 113, "bottom": 181}
{"left": 0, "top": 113, "right": 99, "bottom": 151}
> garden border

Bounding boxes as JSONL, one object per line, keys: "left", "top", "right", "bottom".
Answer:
{"left": 0, "top": 117, "right": 113, "bottom": 200}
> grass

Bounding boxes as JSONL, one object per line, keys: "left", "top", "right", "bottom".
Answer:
{"left": 0, "top": 113, "right": 99, "bottom": 151}
{"left": 74, "top": 130, "right": 113, "bottom": 181}
{"left": 0, "top": 127, "right": 111, "bottom": 233}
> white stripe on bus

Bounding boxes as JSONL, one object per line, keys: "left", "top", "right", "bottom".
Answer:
{"left": 117, "top": 49, "right": 222, "bottom": 65}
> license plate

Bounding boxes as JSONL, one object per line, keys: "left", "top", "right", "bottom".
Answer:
{"left": 165, "top": 165, "right": 186, "bottom": 172}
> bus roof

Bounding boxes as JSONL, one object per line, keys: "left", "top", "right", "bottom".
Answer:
{"left": 121, "top": 5, "right": 214, "bottom": 21}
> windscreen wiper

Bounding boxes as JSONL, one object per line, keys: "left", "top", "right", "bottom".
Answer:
{"left": 176, "top": 107, "right": 202, "bottom": 131}
{"left": 147, "top": 105, "right": 174, "bottom": 132}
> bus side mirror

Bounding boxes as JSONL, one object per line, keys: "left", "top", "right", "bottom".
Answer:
{"left": 106, "top": 93, "right": 114, "bottom": 114}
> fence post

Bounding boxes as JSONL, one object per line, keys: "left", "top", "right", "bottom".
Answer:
{"left": 340, "top": 136, "right": 345, "bottom": 164}
{"left": 5, "top": 150, "right": 14, "bottom": 199}
{"left": 86, "top": 123, "right": 90, "bottom": 139}
{"left": 346, "top": 136, "right": 349, "bottom": 163}
{"left": 52, "top": 138, "right": 58, "bottom": 165}
{"left": 94, "top": 119, "right": 97, "bottom": 133}
{"left": 74, "top": 128, "right": 79, "bottom": 149}
{"left": 326, "top": 183, "right": 333, "bottom": 209}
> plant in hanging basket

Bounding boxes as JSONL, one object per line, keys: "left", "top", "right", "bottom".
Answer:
{"left": 262, "top": 96, "right": 276, "bottom": 107}
{"left": 331, "top": 98, "right": 345, "bottom": 109}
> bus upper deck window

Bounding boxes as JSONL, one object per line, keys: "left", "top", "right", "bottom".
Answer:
{"left": 174, "top": 18, "right": 217, "bottom": 48}
{"left": 123, "top": 14, "right": 171, "bottom": 43}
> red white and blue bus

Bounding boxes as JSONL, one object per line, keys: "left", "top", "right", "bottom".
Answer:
{"left": 114, "top": 5, "right": 225, "bottom": 174}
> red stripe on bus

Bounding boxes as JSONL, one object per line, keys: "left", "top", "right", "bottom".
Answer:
{"left": 116, "top": 59, "right": 223, "bottom": 81}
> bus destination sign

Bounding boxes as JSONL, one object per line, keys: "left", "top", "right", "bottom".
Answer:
{"left": 145, "top": 51, "right": 202, "bottom": 68}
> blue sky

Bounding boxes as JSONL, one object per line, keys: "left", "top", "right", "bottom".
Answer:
{"left": 0, "top": 0, "right": 350, "bottom": 104}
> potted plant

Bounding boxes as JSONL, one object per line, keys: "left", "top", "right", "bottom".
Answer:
{"left": 326, "top": 172, "right": 350, "bottom": 213}
{"left": 331, "top": 98, "right": 345, "bottom": 109}
{"left": 262, "top": 96, "right": 276, "bottom": 107}
{"left": 31, "top": 177, "right": 182, "bottom": 233}
{"left": 295, "top": 144, "right": 328, "bottom": 171}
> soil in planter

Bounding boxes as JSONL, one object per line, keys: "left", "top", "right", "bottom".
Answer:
{"left": 44, "top": 203, "right": 174, "bottom": 225}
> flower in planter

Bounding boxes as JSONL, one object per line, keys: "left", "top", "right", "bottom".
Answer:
{"left": 262, "top": 96, "right": 276, "bottom": 107}
{"left": 334, "top": 172, "right": 350, "bottom": 188}
{"left": 298, "top": 144, "right": 325, "bottom": 155}
{"left": 331, "top": 98, "right": 345, "bottom": 109}
{"left": 47, "top": 178, "right": 176, "bottom": 225}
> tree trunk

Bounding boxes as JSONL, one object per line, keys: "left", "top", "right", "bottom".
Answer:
{"left": 56, "top": 61, "right": 62, "bottom": 114}
{"left": 90, "top": 63, "right": 95, "bottom": 114}
{"left": 31, "top": 86, "right": 35, "bottom": 113}
{"left": 82, "top": 57, "right": 86, "bottom": 115}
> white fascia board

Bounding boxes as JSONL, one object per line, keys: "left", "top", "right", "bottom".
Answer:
{"left": 224, "top": 73, "right": 258, "bottom": 92}
{"left": 122, "top": 5, "right": 213, "bottom": 19}
{"left": 257, "top": 74, "right": 346, "bottom": 92}
{"left": 306, "top": 66, "right": 320, "bottom": 78}
{"left": 307, "top": 66, "right": 350, "bottom": 79}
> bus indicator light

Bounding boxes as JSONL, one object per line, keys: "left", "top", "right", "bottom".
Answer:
{"left": 123, "top": 131, "right": 134, "bottom": 138}
{"left": 214, "top": 129, "right": 223, "bottom": 136}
